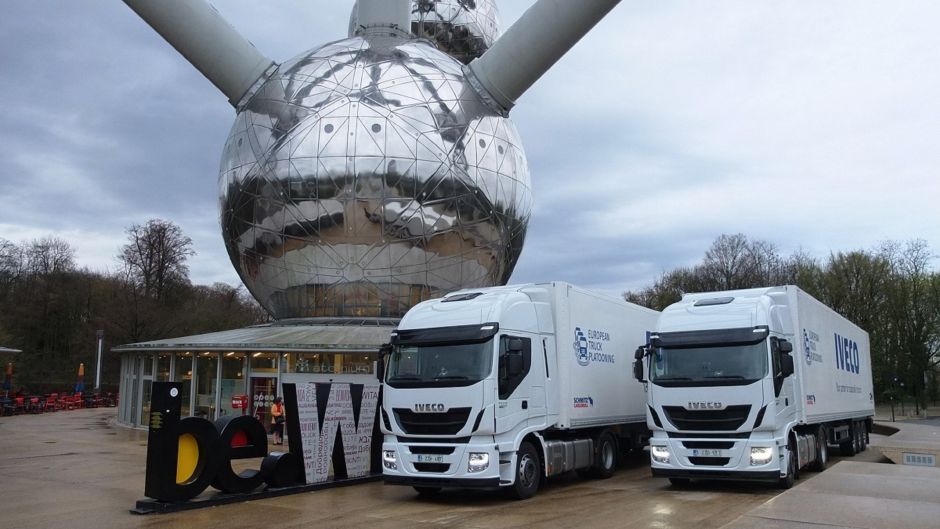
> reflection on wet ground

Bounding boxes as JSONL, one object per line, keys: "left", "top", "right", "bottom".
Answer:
{"left": 0, "top": 408, "right": 888, "bottom": 529}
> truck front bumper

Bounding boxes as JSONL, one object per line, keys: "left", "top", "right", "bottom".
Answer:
{"left": 382, "top": 437, "right": 503, "bottom": 489}
{"left": 649, "top": 432, "right": 785, "bottom": 482}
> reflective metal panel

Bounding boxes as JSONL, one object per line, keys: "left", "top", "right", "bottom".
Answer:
{"left": 350, "top": 0, "right": 501, "bottom": 64}
{"left": 219, "top": 36, "right": 531, "bottom": 319}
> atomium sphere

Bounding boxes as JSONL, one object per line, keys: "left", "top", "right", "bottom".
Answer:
{"left": 218, "top": 36, "right": 531, "bottom": 320}
{"left": 349, "top": 0, "right": 501, "bottom": 64}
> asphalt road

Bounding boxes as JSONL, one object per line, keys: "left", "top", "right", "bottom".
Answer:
{"left": 0, "top": 408, "right": 887, "bottom": 529}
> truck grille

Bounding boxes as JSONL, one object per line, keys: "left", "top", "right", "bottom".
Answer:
{"left": 682, "top": 441, "right": 734, "bottom": 450}
{"left": 688, "top": 457, "right": 730, "bottom": 466}
{"left": 414, "top": 463, "right": 450, "bottom": 473}
{"left": 409, "top": 445, "right": 455, "bottom": 455}
{"left": 662, "top": 405, "right": 751, "bottom": 431}
{"left": 393, "top": 407, "right": 472, "bottom": 435}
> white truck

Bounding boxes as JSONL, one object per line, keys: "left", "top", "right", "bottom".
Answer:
{"left": 379, "top": 282, "right": 658, "bottom": 499}
{"left": 633, "top": 286, "right": 875, "bottom": 488}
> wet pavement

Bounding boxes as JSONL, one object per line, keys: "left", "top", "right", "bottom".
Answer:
{"left": 0, "top": 408, "right": 892, "bottom": 529}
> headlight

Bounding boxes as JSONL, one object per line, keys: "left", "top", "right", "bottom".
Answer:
{"left": 468, "top": 452, "right": 490, "bottom": 473}
{"left": 651, "top": 445, "right": 670, "bottom": 464}
{"left": 750, "top": 447, "right": 774, "bottom": 466}
{"left": 383, "top": 449, "right": 397, "bottom": 470}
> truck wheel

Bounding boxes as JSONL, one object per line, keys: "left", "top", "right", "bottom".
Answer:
{"left": 594, "top": 432, "right": 619, "bottom": 479}
{"left": 509, "top": 442, "right": 541, "bottom": 500}
{"left": 858, "top": 423, "right": 867, "bottom": 452}
{"left": 413, "top": 486, "right": 442, "bottom": 497}
{"left": 811, "top": 426, "right": 828, "bottom": 472}
{"left": 840, "top": 424, "right": 857, "bottom": 456}
{"left": 778, "top": 441, "right": 798, "bottom": 489}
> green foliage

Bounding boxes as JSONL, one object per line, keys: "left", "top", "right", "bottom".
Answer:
{"left": 624, "top": 234, "right": 940, "bottom": 408}
{"left": 0, "top": 223, "right": 268, "bottom": 393}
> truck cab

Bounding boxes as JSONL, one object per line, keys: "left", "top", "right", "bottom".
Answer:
{"left": 380, "top": 286, "right": 553, "bottom": 498}
{"left": 637, "top": 289, "right": 801, "bottom": 485}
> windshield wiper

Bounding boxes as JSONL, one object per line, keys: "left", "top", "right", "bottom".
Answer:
{"left": 389, "top": 376, "right": 421, "bottom": 381}
{"left": 433, "top": 375, "right": 470, "bottom": 381}
{"left": 655, "top": 376, "right": 693, "bottom": 381}
{"left": 704, "top": 375, "right": 747, "bottom": 379}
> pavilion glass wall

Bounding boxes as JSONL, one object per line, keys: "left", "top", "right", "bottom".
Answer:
{"left": 119, "top": 349, "right": 393, "bottom": 427}
{"left": 173, "top": 352, "right": 193, "bottom": 417}
{"left": 220, "top": 352, "right": 246, "bottom": 418}
{"left": 194, "top": 353, "right": 218, "bottom": 419}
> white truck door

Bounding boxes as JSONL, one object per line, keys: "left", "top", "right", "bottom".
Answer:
{"left": 495, "top": 334, "right": 540, "bottom": 433}
{"left": 771, "top": 337, "right": 798, "bottom": 428}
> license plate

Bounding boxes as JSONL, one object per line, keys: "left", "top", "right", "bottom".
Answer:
{"left": 415, "top": 454, "right": 445, "bottom": 463}
{"left": 691, "top": 449, "right": 724, "bottom": 457}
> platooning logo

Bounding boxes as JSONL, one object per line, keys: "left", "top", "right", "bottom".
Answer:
{"left": 573, "top": 327, "right": 614, "bottom": 366}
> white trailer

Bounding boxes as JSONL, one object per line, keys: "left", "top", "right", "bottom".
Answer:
{"left": 380, "top": 282, "right": 658, "bottom": 499}
{"left": 634, "top": 286, "right": 875, "bottom": 488}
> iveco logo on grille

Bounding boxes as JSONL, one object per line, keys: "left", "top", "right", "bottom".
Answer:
{"left": 687, "top": 401, "right": 725, "bottom": 410}
{"left": 413, "top": 403, "right": 447, "bottom": 413}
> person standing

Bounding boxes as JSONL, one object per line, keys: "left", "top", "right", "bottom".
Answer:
{"left": 270, "top": 396, "right": 286, "bottom": 445}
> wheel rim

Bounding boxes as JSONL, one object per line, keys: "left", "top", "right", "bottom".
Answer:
{"left": 519, "top": 454, "right": 537, "bottom": 488}
{"left": 601, "top": 440, "right": 614, "bottom": 469}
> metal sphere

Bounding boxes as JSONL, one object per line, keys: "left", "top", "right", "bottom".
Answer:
{"left": 349, "top": 0, "right": 501, "bottom": 64}
{"left": 219, "top": 37, "right": 531, "bottom": 320}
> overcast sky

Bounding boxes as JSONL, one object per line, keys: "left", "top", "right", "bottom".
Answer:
{"left": 1, "top": 1, "right": 938, "bottom": 300}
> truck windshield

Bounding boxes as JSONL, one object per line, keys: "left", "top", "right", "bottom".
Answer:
{"left": 651, "top": 342, "right": 768, "bottom": 387}
{"left": 386, "top": 340, "right": 494, "bottom": 388}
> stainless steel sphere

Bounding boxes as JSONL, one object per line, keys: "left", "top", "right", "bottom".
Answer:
{"left": 350, "top": 0, "right": 501, "bottom": 64}
{"left": 219, "top": 36, "right": 531, "bottom": 319}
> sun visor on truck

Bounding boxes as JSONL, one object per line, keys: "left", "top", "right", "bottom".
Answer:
{"left": 650, "top": 325, "right": 769, "bottom": 348}
{"left": 391, "top": 322, "right": 500, "bottom": 346}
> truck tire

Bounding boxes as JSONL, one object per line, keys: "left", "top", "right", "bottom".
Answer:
{"left": 840, "top": 424, "right": 857, "bottom": 456}
{"left": 857, "top": 423, "right": 867, "bottom": 452}
{"left": 413, "top": 486, "right": 442, "bottom": 497}
{"left": 778, "top": 440, "right": 798, "bottom": 489}
{"left": 810, "top": 426, "right": 828, "bottom": 472}
{"left": 508, "top": 442, "right": 541, "bottom": 500}
{"left": 593, "top": 432, "right": 619, "bottom": 479}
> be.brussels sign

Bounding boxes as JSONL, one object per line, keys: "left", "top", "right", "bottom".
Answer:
{"left": 144, "top": 381, "right": 380, "bottom": 503}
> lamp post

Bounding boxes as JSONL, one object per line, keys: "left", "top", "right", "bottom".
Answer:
{"left": 94, "top": 330, "right": 104, "bottom": 391}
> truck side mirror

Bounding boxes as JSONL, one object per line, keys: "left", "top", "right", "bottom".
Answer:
{"left": 634, "top": 346, "right": 646, "bottom": 360}
{"left": 507, "top": 338, "right": 524, "bottom": 353}
{"left": 376, "top": 343, "right": 392, "bottom": 381}
{"left": 781, "top": 352, "right": 794, "bottom": 378}
{"left": 633, "top": 359, "right": 645, "bottom": 382}
{"left": 778, "top": 340, "right": 793, "bottom": 354}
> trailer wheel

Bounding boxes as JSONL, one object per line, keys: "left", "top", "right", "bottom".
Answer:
{"left": 779, "top": 440, "right": 798, "bottom": 489}
{"left": 857, "top": 423, "right": 867, "bottom": 452}
{"left": 508, "top": 442, "right": 540, "bottom": 500}
{"left": 811, "top": 426, "right": 828, "bottom": 472}
{"left": 840, "top": 424, "right": 857, "bottom": 456}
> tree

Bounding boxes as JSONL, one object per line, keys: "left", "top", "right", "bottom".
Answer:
{"left": 119, "top": 219, "right": 195, "bottom": 300}
{"left": 26, "top": 236, "right": 75, "bottom": 275}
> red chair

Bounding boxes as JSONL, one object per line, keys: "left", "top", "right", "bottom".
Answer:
{"left": 31, "top": 396, "right": 43, "bottom": 413}
{"left": 13, "top": 397, "right": 25, "bottom": 415}
{"left": 74, "top": 392, "right": 84, "bottom": 409}
{"left": 43, "top": 395, "right": 58, "bottom": 412}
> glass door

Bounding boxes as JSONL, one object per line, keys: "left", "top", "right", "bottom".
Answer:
{"left": 249, "top": 352, "right": 278, "bottom": 425}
